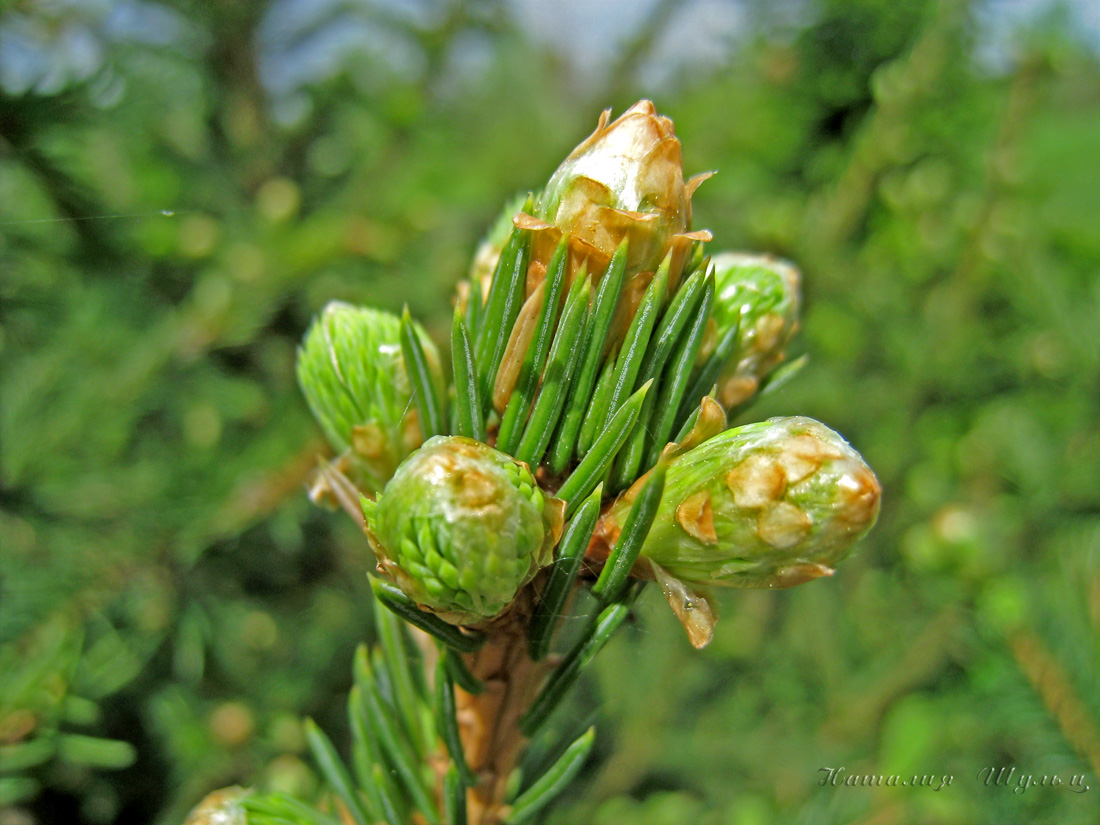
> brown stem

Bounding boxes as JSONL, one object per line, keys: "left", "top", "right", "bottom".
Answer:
{"left": 454, "top": 596, "right": 555, "bottom": 825}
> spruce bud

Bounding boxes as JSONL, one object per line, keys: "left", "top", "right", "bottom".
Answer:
{"left": 297, "top": 301, "right": 443, "bottom": 492}
{"left": 595, "top": 417, "right": 880, "bottom": 589}
{"left": 364, "top": 436, "right": 563, "bottom": 624}
{"left": 710, "top": 253, "right": 801, "bottom": 409}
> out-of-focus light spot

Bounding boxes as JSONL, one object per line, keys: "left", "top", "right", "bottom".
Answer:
{"left": 257, "top": 177, "right": 300, "bottom": 223}
{"left": 184, "top": 402, "right": 222, "bottom": 448}
{"left": 209, "top": 702, "right": 255, "bottom": 748}
{"left": 226, "top": 242, "right": 265, "bottom": 283}
{"left": 179, "top": 214, "right": 219, "bottom": 257}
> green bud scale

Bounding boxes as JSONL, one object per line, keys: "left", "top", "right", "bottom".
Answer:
{"left": 364, "top": 436, "right": 563, "bottom": 624}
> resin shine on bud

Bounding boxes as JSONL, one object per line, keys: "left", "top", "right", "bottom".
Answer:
{"left": 365, "top": 436, "right": 564, "bottom": 625}
{"left": 539, "top": 100, "right": 689, "bottom": 263}
{"left": 520, "top": 101, "right": 712, "bottom": 293}
{"left": 183, "top": 787, "right": 248, "bottom": 825}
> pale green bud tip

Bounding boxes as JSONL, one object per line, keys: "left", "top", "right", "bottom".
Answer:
{"left": 610, "top": 417, "right": 880, "bottom": 589}
{"left": 710, "top": 253, "right": 801, "bottom": 408}
{"left": 366, "top": 436, "right": 559, "bottom": 623}
{"left": 296, "top": 301, "right": 442, "bottom": 490}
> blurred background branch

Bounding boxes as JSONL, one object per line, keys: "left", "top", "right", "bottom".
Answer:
{"left": 1, "top": 0, "right": 1098, "bottom": 823}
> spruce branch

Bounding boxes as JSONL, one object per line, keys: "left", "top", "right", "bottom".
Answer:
{"left": 189, "top": 99, "right": 881, "bottom": 825}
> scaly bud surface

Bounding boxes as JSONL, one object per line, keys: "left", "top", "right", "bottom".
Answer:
{"left": 297, "top": 301, "right": 443, "bottom": 492}
{"left": 538, "top": 100, "right": 690, "bottom": 272}
{"left": 710, "top": 253, "right": 801, "bottom": 409}
{"left": 596, "top": 417, "right": 880, "bottom": 589}
{"left": 519, "top": 102, "right": 711, "bottom": 314}
{"left": 365, "top": 436, "right": 560, "bottom": 624}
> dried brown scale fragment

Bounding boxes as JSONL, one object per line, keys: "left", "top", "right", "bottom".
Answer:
{"left": 676, "top": 490, "right": 718, "bottom": 544}
{"left": 719, "top": 376, "right": 758, "bottom": 408}
{"left": 650, "top": 561, "right": 717, "bottom": 649}
{"left": 350, "top": 422, "right": 387, "bottom": 467}
{"left": 776, "top": 448, "right": 820, "bottom": 486}
{"left": 753, "top": 313, "right": 787, "bottom": 355}
{"left": 725, "top": 452, "right": 787, "bottom": 509}
{"left": 827, "top": 463, "right": 882, "bottom": 528}
{"left": 756, "top": 501, "right": 813, "bottom": 549}
{"left": 669, "top": 397, "right": 728, "bottom": 457}
{"left": 307, "top": 452, "right": 367, "bottom": 525}
{"left": 769, "top": 562, "right": 835, "bottom": 588}
{"left": 585, "top": 518, "right": 618, "bottom": 570}
{"left": 493, "top": 282, "right": 545, "bottom": 413}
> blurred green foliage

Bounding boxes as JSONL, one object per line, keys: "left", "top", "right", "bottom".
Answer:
{"left": 2, "top": 1, "right": 1098, "bottom": 824}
